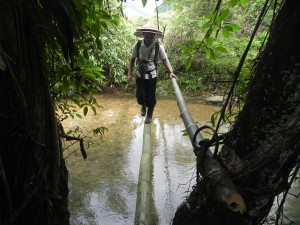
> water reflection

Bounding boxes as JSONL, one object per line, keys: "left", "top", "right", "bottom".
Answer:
{"left": 62, "top": 94, "right": 218, "bottom": 225}
{"left": 62, "top": 94, "right": 300, "bottom": 225}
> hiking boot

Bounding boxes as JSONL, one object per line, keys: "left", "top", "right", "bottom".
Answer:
{"left": 145, "top": 107, "right": 154, "bottom": 124}
{"left": 144, "top": 116, "right": 152, "bottom": 124}
{"left": 140, "top": 105, "right": 146, "bottom": 116}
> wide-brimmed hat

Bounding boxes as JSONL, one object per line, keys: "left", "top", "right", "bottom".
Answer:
{"left": 134, "top": 23, "right": 163, "bottom": 38}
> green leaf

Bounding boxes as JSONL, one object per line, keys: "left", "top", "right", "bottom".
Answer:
{"left": 206, "top": 49, "right": 211, "bottom": 59}
{"left": 85, "top": 72, "right": 96, "bottom": 80}
{"left": 211, "top": 113, "right": 216, "bottom": 127}
{"left": 219, "top": 9, "right": 229, "bottom": 21}
{"left": 230, "top": 0, "right": 239, "bottom": 7}
{"left": 100, "top": 21, "right": 108, "bottom": 29}
{"left": 82, "top": 83, "right": 88, "bottom": 90}
{"left": 83, "top": 106, "right": 88, "bottom": 116}
{"left": 199, "top": 44, "right": 208, "bottom": 52}
{"left": 225, "top": 23, "right": 242, "bottom": 31}
{"left": 215, "top": 17, "right": 221, "bottom": 26}
{"left": 240, "top": 0, "right": 248, "bottom": 7}
{"left": 73, "top": 98, "right": 81, "bottom": 107}
{"left": 180, "top": 129, "right": 188, "bottom": 136}
{"left": 91, "top": 106, "right": 97, "bottom": 115}
{"left": 179, "top": 44, "right": 188, "bottom": 51}
{"left": 93, "top": 126, "right": 108, "bottom": 135}
{"left": 185, "top": 58, "right": 192, "bottom": 70}
{"left": 209, "top": 49, "right": 217, "bottom": 60}
{"left": 206, "top": 37, "right": 213, "bottom": 46}
{"left": 83, "top": 49, "right": 89, "bottom": 60}
{"left": 221, "top": 110, "right": 226, "bottom": 122}
{"left": 91, "top": 23, "right": 100, "bottom": 38}
{"left": 204, "top": 13, "right": 214, "bottom": 20}
{"left": 201, "top": 22, "right": 211, "bottom": 30}
{"left": 216, "top": 46, "right": 228, "bottom": 53}
{"left": 99, "top": 10, "right": 111, "bottom": 20}
{"left": 222, "top": 29, "right": 230, "bottom": 39}
{"left": 223, "top": 25, "right": 233, "bottom": 32}
{"left": 110, "top": 16, "right": 120, "bottom": 25}
{"left": 96, "top": 38, "right": 103, "bottom": 50}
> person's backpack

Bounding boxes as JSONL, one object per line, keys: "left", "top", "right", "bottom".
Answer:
{"left": 136, "top": 40, "right": 160, "bottom": 69}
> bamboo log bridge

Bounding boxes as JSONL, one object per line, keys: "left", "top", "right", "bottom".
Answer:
{"left": 171, "top": 78, "right": 246, "bottom": 214}
{"left": 134, "top": 124, "right": 154, "bottom": 225}
{"left": 134, "top": 79, "right": 246, "bottom": 225}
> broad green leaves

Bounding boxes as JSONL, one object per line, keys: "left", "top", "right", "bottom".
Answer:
{"left": 217, "top": 9, "right": 229, "bottom": 26}
{"left": 51, "top": 0, "right": 126, "bottom": 124}
{"left": 231, "top": 0, "right": 249, "bottom": 7}
{"left": 222, "top": 23, "right": 241, "bottom": 39}
{"left": 179, "top": 5, "right": 242, "bottom": 70}
{"left": 171, "top": 2, "right": 241, "bottom": 70}
{"left": 206, "top": 37, "right": 214, "bottom": 46}
{"left": 230, "top": 0, "right": 239, "bottom": 7}
{"left": 240, "top": 0, "right": 248, "bottom": 7}
{"left": 215, "top": 46, "right": 228, "bottom": 53}
{"left": 224, "top": 23, "right": 242, "bottom": 31}
{"left": 93, "top": 126, "right": 108, "bottom": 135}
{"left": 185, "top": 58, "right": 192, "bottom": 71}
{"left": 222, "top": 28, "right": 230, "bottom": 39}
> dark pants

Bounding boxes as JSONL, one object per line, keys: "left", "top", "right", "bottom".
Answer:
{"left": 135, "top": 76, "right": 157, "bottom": 108}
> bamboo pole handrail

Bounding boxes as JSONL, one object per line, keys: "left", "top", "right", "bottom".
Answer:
{"left": 171, "top": 78, "right": 246, "bottom": 214}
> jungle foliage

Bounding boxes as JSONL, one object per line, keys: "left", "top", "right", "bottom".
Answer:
{"left": 1, "top": 0, "right": 298, "bottom": 224}
{"left": 60, "top": 0, "right": 277, "bottom": 102}
{"left": 155, "top": 0, "right": 278, "bottom": 99}
{"left": 48, "top": 0, "right": 282, "bottom": 159}
{"left": 50, "top": 0, "right": 278, "bottom": 116}
{"left": 51, "top": 1, "right": 126, "bottom": 122}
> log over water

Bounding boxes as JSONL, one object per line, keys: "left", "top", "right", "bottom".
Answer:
{"left": 171, "top": 78, "right": 246, "bottom": 214}
{"left": 134, "top": 124, "right": 154, "bottom": 225}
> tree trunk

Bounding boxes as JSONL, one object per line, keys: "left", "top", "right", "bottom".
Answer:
{"left": 0, "top": 1, "right": 69, "bottom": 225}
{"left": 173, "top": 0, "right": 300, "bottom": 224}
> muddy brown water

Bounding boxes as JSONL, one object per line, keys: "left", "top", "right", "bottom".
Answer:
{"left": 62, "top": 93, "right": 300, "bottom": 225}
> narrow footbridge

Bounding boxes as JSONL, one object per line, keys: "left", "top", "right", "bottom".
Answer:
{"left": 134, "top": 78, "right": 246, "bottom": 225}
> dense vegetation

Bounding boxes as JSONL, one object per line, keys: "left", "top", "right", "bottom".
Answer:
{"left": 49, "top": 0, "right": 278, "bottom": 132}
{"left": 1, "top": 0, "right": 299, "bottom": 224}
{"left": 156, "top": 0, "right": 271, "bottom": 98}
{"left": 46, "top": 0, "right": 300, "bottom": 224}
{"left": 95, "top": 0, "right": 274, "bottom": 98}
{"left": 52, "top": 0, "right": 276, "bottom": 119}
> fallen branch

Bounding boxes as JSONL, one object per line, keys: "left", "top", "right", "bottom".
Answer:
{"left": 59, "top": 123, "right": 87, "bottom": 159}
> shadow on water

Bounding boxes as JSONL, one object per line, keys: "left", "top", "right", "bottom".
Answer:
{"left": 62, "top": 93, "right": 300, "bottom": 225}
{"left": 62, "top": 93, "right": 218, "bottom": 225}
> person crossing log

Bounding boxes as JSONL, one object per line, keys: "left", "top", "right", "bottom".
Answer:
{"left": 127, "top": 23, "right": 176, "bottom": 124}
